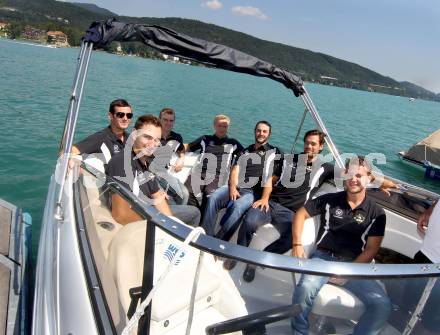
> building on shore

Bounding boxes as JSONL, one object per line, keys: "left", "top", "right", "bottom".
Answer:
{"left": 320, "top": 75, "right": 338, "bottom": 86}
{"left": 0, "top": 22, "right": 8, "bottom": 37}
{"left": 22, "top": 26, "right": 46, "bottom": 41}
{"left": 47, "top": 31, "right": 69, "bottom": 47}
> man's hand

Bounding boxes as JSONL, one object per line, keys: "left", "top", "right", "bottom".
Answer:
{"left": 379, "top": 178, "right": 399, "bottom": 196}
{"left": 173, "top": 156, "right": 185, "bottom": 173}
{"left": 229, "top": 187, "right": 240, "bottom": 201}
{"left": 417, "top": 211, "right": 431, "bottom": 236}
{"left": 67, "top": 154, "right": 82, "bottom": 173}
{"left": 417, "top": 203, "right": 436, "bottom": 236}
{"left": 291, "top": 245, "right": 306, "bottom": 258}
{"left": 328, "top": 277, "right": 347, "bottom": 286}
{"left": 252, "top": 198, "right": 270, "bottom": 212}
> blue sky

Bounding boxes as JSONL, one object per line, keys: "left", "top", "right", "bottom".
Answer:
{"left": 68, "top": 0, "right": 440, "bottom": 93}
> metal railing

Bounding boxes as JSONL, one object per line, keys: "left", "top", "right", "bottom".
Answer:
{"left": 55, "top": 41, "right": 94, "bottom": 221}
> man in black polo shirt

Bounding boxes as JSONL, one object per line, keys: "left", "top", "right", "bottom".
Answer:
{"left": 185, "top": 114, "right": 243, "bottom": 212}
{"left": 228, "top": 130, "right": 333, "bottom": 280}
{"left": 72, "top": 99, "right": 133, "bottom": 164}
{"left": 107, "top": 115, "right": 200, "bottom": 226}
{"left": 202, "top": 120, "right": 282, "bottom": 240}
{"left": 290, "top": 156, "right": 391, "bottom": 335}
{"left": 157, "top": 107, "right": 189, "bottom": 204}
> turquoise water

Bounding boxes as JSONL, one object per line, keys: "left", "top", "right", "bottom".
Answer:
{"left": 1, "top": 38, "right": 440, "bottom": 255}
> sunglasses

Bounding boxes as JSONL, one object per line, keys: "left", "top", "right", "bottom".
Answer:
{"left": 114, "top": 112, "right": 133, "bottom": 119}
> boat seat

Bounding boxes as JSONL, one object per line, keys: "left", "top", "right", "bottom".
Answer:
{"left": 169, "top": 152, "right": 200, "bottom": 184}
{"left": 250, "top": 215, "right": 368, "bottom": 323}
{"left": 106, "top": 219, "right": 247, "bottom": 334}
{"left": 82, "top": 168, "right": 123, "bottom": 260}
{"left": 381, "top": 209, "right": 422, "bottom": 259}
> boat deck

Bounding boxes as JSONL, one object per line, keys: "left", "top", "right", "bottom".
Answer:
{"left": 0, "top": 203, "right": 12, "bottom": 335}
{"left": 0, "top": 199, "right": 31, "bottom": 335}
{"left": 0, "top": 263, "right": 10, "bottom": 335}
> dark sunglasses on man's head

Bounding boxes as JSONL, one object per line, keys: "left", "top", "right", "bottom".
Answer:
{"left": 114, "top": 112, "right": 133, "bottom": 119}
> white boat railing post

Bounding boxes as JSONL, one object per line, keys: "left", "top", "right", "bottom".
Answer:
{"left": 300, "top": 86, "right": 344, "bottom": 168}
{"left": 402, "top": 277, "right": 438, "bottom": 335}
{"left": 185, "top": 249, "right": 205, "bottom": 335}
{"left": 54, "top": 41, "right": 93, "bottom": 220}
{"left": 58, "top": 42, "right": 87, "bottom": 153}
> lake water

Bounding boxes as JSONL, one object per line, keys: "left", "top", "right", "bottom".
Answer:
{"left": 1, "top": 37, "right": 440, "bottom": 255}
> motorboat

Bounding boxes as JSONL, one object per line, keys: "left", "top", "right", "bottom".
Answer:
{"left": 0, "top": 198, "right": 32, "bottom": 335}
{"left": 32, "top": 19, "right": 440, "bottom": 335}
{"left": 399, "top": 128, "right": 440, "bottom": 179}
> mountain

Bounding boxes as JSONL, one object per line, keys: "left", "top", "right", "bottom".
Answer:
{"left": 70, "top": 2, "right": 116, "bottom": 17}
{"left": 0, "top": 0, "right": 438, "bottom": 101}
{"left": 399, "top": 81, "right": 438, "bottom": 100}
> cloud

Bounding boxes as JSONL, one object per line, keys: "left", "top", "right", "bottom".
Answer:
{"left": 231, "top": 6, "right": 269, "bottom": 20}
{"left": 201, "top": 0, "right": 223, "bottom": 10}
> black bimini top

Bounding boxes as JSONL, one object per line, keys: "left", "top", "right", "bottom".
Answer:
{"left": 82, "top": 18, "right": 305, "bottom": 97}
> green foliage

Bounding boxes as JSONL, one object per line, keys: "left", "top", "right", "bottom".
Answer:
{"left": 5, "top": 20, "right": 23, "bottom": 39}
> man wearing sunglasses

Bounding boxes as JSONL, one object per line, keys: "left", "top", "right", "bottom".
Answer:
{"left": 71, "top": 99, "right": 133, "bottom": 164}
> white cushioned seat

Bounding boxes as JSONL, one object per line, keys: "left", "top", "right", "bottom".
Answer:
{"left": 106, "top": 219, "right": 247, "bottom": 334}
{"left": 169, "top": 152, "right": 200, "bottom": 184}
{"left": 83, "top": 169, "right": 123, "bottom": 259}
{"left": 249, "top": 215, "right": 369, "bottom": 323}
{"left": 312, "top": 284, "right": 365, "bottom": 320}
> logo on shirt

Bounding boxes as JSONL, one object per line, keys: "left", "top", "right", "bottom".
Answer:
{"left": 353, "top": 212, "right": 366, "bottom": 225}
{"left": 334, "top": 208, "right": 344, "bottom": 218}
{"left": 137, "top": 170, "right": 155, "bottom": 184}
{"left": 113, "top": 144, "right": 120, "bottom": 153}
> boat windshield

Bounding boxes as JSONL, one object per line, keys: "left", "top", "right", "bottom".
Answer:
{"left": 73, "top": 162, "right": 440, "bottom": 335}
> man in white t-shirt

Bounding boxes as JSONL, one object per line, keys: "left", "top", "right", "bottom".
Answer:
{"left": 416, "top": 201, "right": 440, "bottom": 263}
{"left": 405, "top": 201, "right": 440, "bottom": 333}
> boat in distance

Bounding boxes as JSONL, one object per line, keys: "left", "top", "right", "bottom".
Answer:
{"left": 399, "top": 128, "right": 440, "bottom": 180}
{"left": 31, "top": 19, "right": 440, "bottom": 335}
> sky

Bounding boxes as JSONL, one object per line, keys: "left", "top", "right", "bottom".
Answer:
{"left": 66, "top": 0, "right": 440, "bottom": 93}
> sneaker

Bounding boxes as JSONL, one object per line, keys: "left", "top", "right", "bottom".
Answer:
{"left": 243, "top": 264, "right": 256, "bottom": 282}
{"left": 223, "top": 259, "right": 237, "bottom": 270}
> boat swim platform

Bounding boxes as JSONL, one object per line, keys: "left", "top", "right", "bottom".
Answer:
{"left": 0, "top": 199, "right": 31, "bottom": 335}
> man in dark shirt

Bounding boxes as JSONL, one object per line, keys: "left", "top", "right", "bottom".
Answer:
{"left": 72, "top": 99, "right": 133, "bottom": 164}
{"left": 185, "top": 114, "right": 243, "bottom": 212}
{"left": 202, "top": 121, "right": 282, "bottom": 240}
{"left": 107, "top": 115, "right": 200, "bottom": 226}
{"left": 159, "top": 108, "right": 185, "bottom": 171}
{"left": 157, "top": 107, "right": 189, "bottom": 204}
{"left": 230, "top": 130, "right": 333, "bottom": 280}
{"left": 290, "top": 156, "right": 391, "bottom": 335}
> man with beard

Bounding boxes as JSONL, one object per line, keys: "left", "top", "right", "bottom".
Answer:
{"left": 224, "top": 130, "right": 333, "bottom": 279}
{"left": 290, "top": 156, "right": 391, "bottom": 335}
{"left": 227, "top": 130, "right": 397, "bottom": 282}
{"left": 202, "top": 120, "right": 282, "bottom": 240}
{"left": 106, "top": 115, "right": 200, "bottom": 226}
